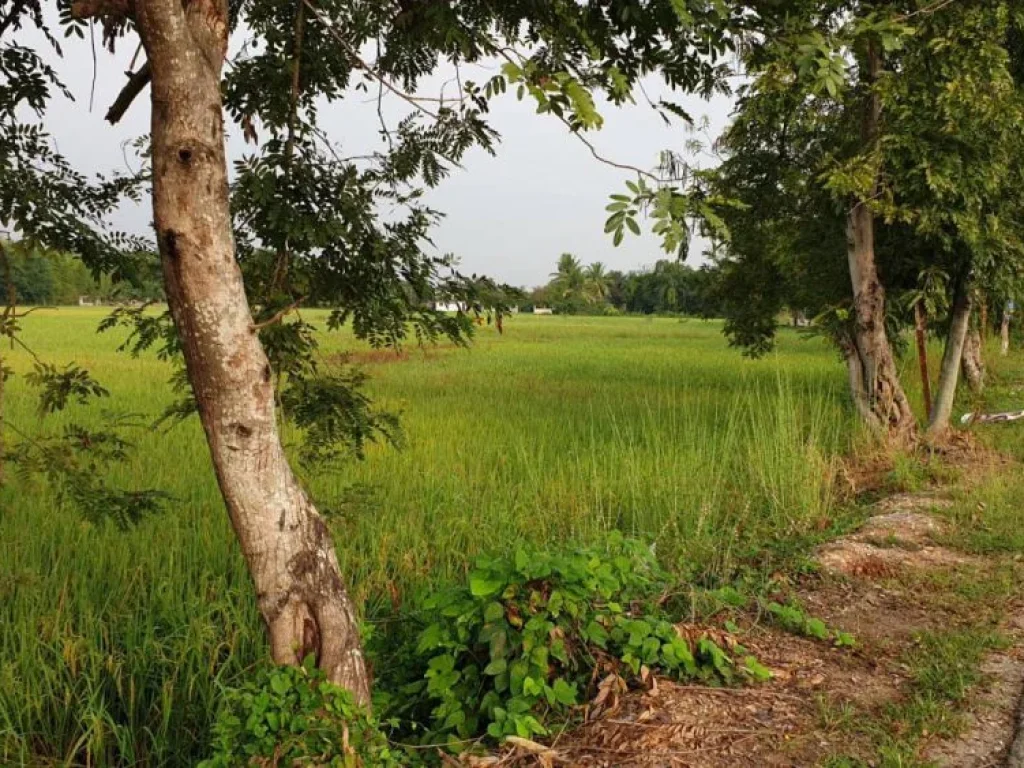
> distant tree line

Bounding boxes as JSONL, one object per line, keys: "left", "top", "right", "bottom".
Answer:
{"left": 0, "top": 242, "right": 163, "bottom": 305}
{"left": 524, "top": 253, "right": 724, "bottom": 317}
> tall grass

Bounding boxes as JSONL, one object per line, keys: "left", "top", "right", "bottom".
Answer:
{"left": 2, "top": 310, "right": 852, "bottom": 765}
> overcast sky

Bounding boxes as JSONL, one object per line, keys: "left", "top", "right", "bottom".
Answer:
{"left": 40, "top": 27, "right": 736, "bottom": 288}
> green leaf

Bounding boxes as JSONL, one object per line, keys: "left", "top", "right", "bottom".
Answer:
{"left": 514, "top": 548, "right": 530, "bottom": 572}
{"left": 417, "top": 622, "right": 445, "bottom": 653}
{"left": 834, "top": 631, "right": 856, "bottom": 648}
{"left": 484, "top": 602, "right": 505, "bottom": 623}
{"left": 484, "top": 658, "right": 508, "bottom": 676}
{"left": 501, "top": 62, "right": 523, "bottom": 82}
{"left": 552, "top": 678, "right": 578, "bottom": 706}
{"left": 670, "top": 0, "right": 693, "bottom": 27}
{"left": 265, "top": 710, "right": 280, "bottom": 731}
{"left": 470, "top": 572, "right": 504, "bottom": 597}
{"left": 742, "top": 655, "right": 772, "bottom": 682}
{"left": 805, "top": 618, "right": 829, "bottom": 641}
{"left": 269, "top": 673, "right": 290, "bottom": 696}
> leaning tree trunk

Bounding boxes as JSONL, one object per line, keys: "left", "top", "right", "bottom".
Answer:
{"left": 914, "top": 302, "right": 932, "bottom": 418}
{"left": 928, "top": 280, "right": 972, "bottom": 437}
{"left": 961, "top": 326, "right": 985, "bottom": 394}
{"left": 134, "top": 0, "right": 370, "bottom": 703}
{"left": 1002, "top": 306, "right": 1012, "bottom": 356}
{"left": 843, "top": 40, "right": 916, "bottom": 439}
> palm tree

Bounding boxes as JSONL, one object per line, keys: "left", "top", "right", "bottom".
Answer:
{"left": 583, "top": 262, "right": 610, "bottom": 303}
{"left": 550, "top": 253, "right": 585, "bottom": 298}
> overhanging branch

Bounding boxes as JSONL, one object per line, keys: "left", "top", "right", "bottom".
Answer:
{"left": 105, "top": 61, "right": 151, "bottom": 124}
{"left": 71, "top": 0, "right": 134, "bottom": 21}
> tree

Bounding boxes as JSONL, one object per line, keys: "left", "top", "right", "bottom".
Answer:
{"left": 745, "top": 3, "right": 918, "bottom": 437}
{"left": 0, "top": 241, "right": 54, "bottom": 304}
{"left": 903, "top": 267, "right": 949, "bottom": 419}
{"left": 550, "top": 253, "right": 586, "bottom": 300}
{"left": 962, "top": 321, "right": 986, "bottom": 394}
{"left": 698, "top": 0, "right": 1024, "bottom": 438}
{"left": 17, "top": 0, "right": 742, "bottom": 710}
{"left": 583, "top": 261, "right": 610, "bottom": 302}
{"left": 606, "top": 269, "right": 628, "bottom": 309}
{"left": 1001, "top": 302, "right": 1014, "bottom": 356}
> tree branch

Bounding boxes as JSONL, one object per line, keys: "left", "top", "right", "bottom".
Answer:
{"left": 897, "top": 0, "right": 959, "bottom": 22}
{"left": 71, "top": 0, "right": 133, "bottom": 21}
{"left": 250, "top": 296, "right": 307, "bottom": 332}
{"left": 105, "top": 61, "right": 151, "bottom": 124}
{"left": 302, "top": 0, "right": 440, "bottom": 120}
{"left": 491, "top": 47, "right": 669, "bottom": 184}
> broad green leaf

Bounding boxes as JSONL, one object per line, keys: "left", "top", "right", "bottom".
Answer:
{"left": 470, "top": 572, "right": 504, "bottom": 597}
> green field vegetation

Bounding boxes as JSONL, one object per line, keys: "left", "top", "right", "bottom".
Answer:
{"left": 0, "top": 308, "right": 1007, "bottom": 765}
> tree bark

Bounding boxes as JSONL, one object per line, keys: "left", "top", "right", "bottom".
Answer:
{"left": 1002, "top": 305, "right": 1012, "bottom": 356}
{"left": 914, "top": 302, "right": 932, "bottom": 418}
{"left": 843, "top": 40, "right": 915, "bottom": 439}
{"left": 928, "top": 279, "right": 971, "bottom": 437}
{"left": 961, "top": 326, "right": 985, "bottom": 394}
{"left": 135, "top": 0, "right": 370, "bottom": 705}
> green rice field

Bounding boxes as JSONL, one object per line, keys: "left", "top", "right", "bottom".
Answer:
{"left": 0, "top": 308, "right": 910, "bottom": 765}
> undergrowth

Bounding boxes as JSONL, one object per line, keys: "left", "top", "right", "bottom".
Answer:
{"left": 198, "top": 535, "right": 778, "bottom": 764}
{"left": 370, "top": 534, "right": 768, "bottom": 755}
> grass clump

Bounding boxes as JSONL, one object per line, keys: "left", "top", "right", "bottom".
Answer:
{"left": 822, "top": 627, "right": 1007, "bottom": 767}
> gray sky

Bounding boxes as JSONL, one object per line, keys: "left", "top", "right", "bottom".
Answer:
{"left": 41, "top": 29, "right": 735, "bottom": 288}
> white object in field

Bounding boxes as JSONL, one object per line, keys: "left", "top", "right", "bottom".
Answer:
{"left": 961, "top": 409, "right": 1024, "bottom": 425}
{"left": 533, "top": 307, "right": 553, "bottom": 315}
{"left": 432, "top": 302, "right": 464, "bottom": 312}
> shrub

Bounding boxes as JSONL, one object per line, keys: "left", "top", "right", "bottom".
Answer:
{"left": 388, "top": 534, "right": 759, "bottom": 745}
{"left": 200, "top": 658, "right": 401, "bottom": 767}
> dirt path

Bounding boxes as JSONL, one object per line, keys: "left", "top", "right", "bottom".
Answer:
{"left": 487, "top": 490, "right": 1024, "bottom": 767}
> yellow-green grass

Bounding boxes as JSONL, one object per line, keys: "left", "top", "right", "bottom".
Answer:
{"left": 3, "top": 309, "right": 861, "bottom": 765}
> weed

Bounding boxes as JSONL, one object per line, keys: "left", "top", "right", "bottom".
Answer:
{"left": 761, "top": 600, "right": 856, "bottom": 647}
{"left": 376, "top": 535, "right": 762, "bottom": 747}
{"left": 200, "top": 658, "right": 401, "bottom": 767}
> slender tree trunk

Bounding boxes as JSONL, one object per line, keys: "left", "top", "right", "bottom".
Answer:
{"left": 844, "top": 40, "right": 915, "bottom": 439}
{"left": 928, "top": 279, "right": 971, "bottom": 437}
{"left": 135, "top": 0, "right": 369, "bottom": 704}
{"left": 914, "top": 302, "right": 932, "bottom": 418}
{"left": 961, "top": 326, "right": 985, "bottom": 394}
{"left": 1002, "top": 306, "right": 1012, "bottom": 356}
{"left": 979, "top": 297, "right": 989, "bottom": 340}
{"left": 0, "top": 240, "right": 11, "bottom": 489}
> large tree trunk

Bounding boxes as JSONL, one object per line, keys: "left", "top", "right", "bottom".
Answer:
{"left": 135, "top": 0, "right": 370, "bottom": 704}
{"left": 928, "top": 280, "right": 971, "bottom": 437}
{"left": 961, "top": 326, "right": 985, "bottom": 394}
{"left": 1002, "top": 305, "right": 1012, "bottom": 356}
{"left": 843, "top": 40, "right": 915, "bottom": 439}
{"left": 914, "top": 302, "right": 932, "bottom": 418}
